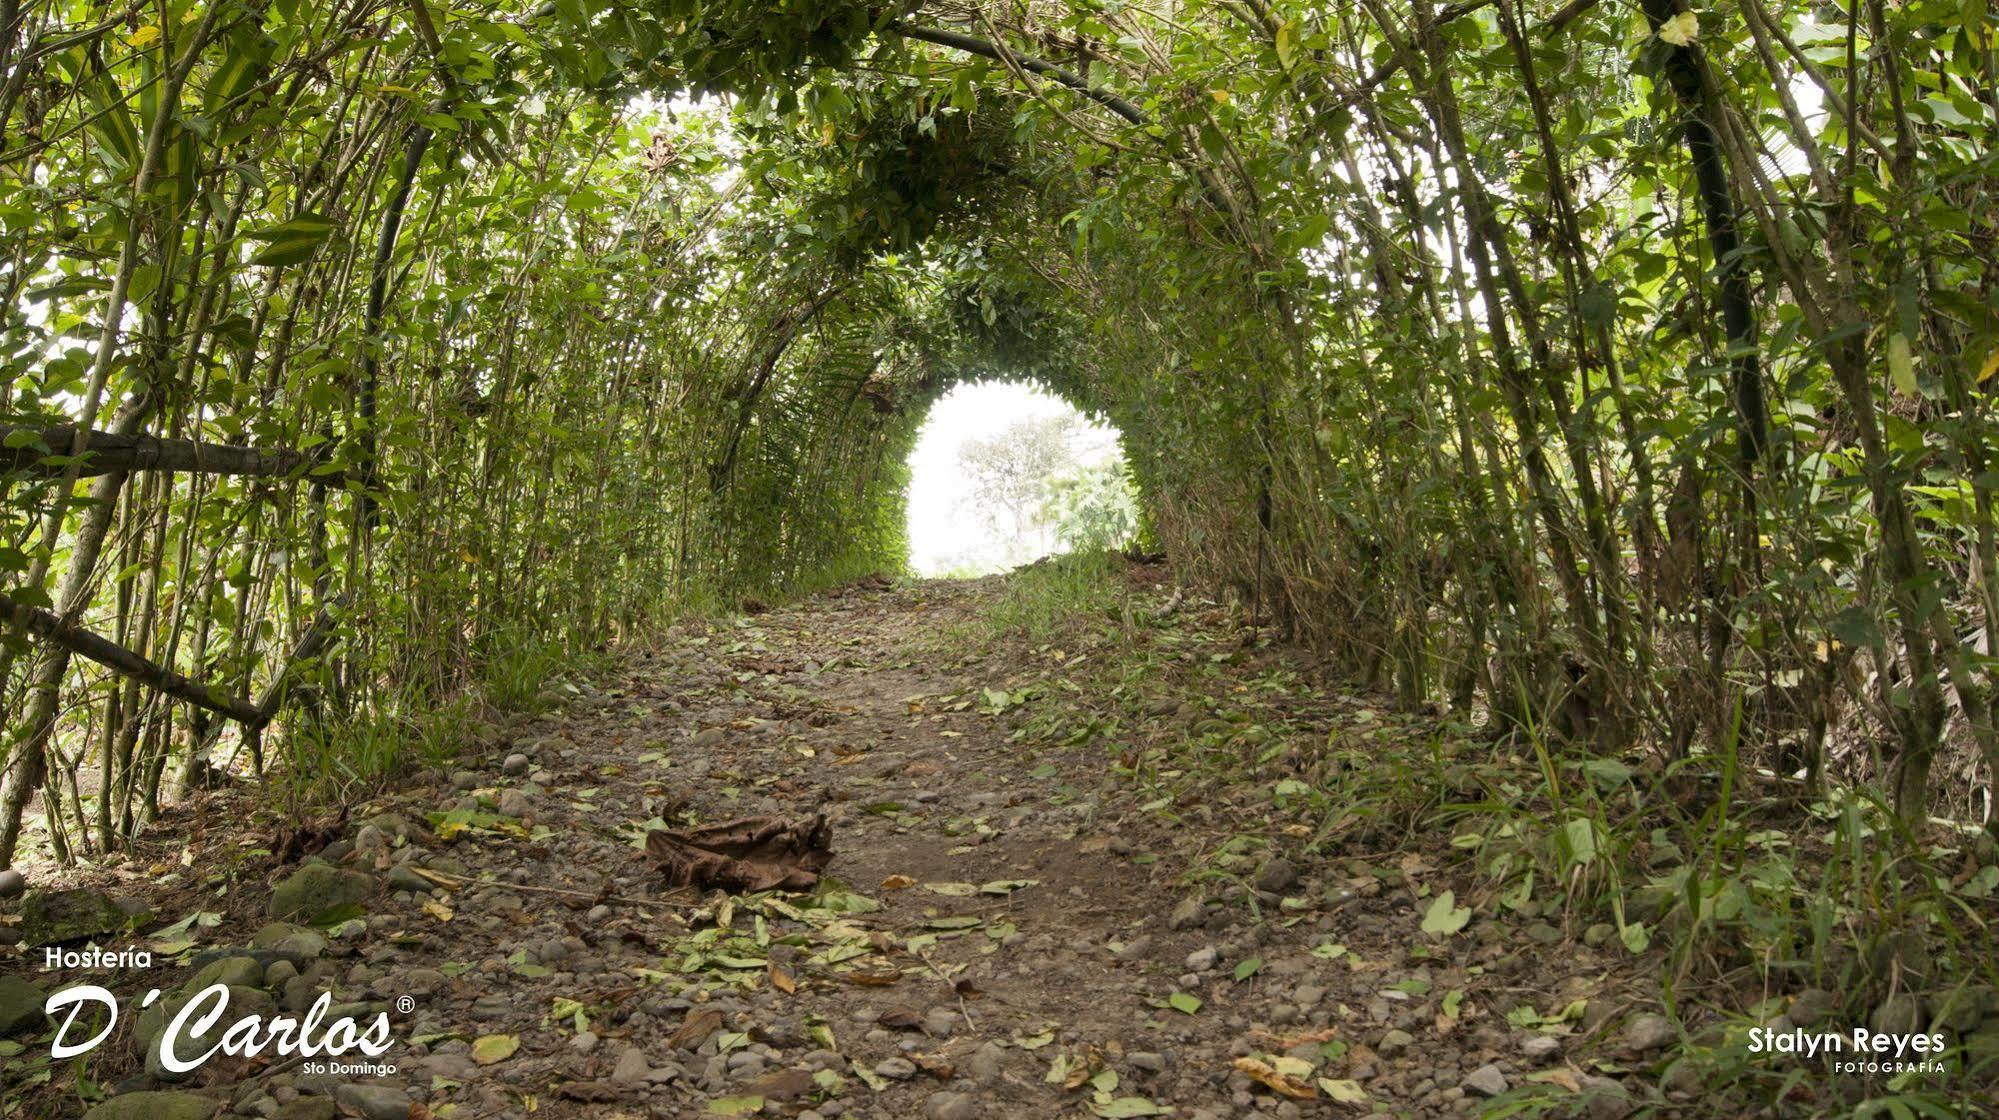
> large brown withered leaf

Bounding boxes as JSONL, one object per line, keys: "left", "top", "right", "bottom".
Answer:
{"left": 745, "top": 1068, "right": 815, "bottom": 1100}
{"left": 665, "top": 1008, "right": 725, "bottom": 1051}
{"left": 644, "top": 813, "right": 833, "bottom": 892}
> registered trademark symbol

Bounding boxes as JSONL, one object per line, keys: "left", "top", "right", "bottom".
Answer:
{"left": 395, "top": 995, "right": 415, "bottom": 1014}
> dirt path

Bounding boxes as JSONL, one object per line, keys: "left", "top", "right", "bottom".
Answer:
{"left": 6, "top": 573, "right": 1659, "bottom": 1120}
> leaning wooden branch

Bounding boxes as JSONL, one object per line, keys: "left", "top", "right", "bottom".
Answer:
{"left": 1, "top": 425, "right": 344, "bottom": 485}
{"left": 886, "top": 20, "right": 1150, "bottom": 126}
{"left": 0, "top": 594, "right": 346, "bottom": 735}
{"left": 0, "top": 595, "right": 265, "bottom": 725}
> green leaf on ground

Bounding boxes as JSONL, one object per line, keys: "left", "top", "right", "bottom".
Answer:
{"left": 1421, "top": 890, "right": 1470, "bottom": 936}
{"left": 471, "top": 1034, "right": 519, "bottom": 1065}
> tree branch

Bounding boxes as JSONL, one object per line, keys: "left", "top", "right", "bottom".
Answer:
{"left": 1, "top": 425, "right": 344, "bottom": 485}
{"left": 886, "top": 20, "right": 1150, "bottom": 127}
{"left": 0, "top": 595, "right": 266, "bottom": 726}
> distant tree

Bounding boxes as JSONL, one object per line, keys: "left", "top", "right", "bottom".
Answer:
{"left": 957, "top": 414, "right": 1080, "bottom": 561}
{"left": 1043, "top": 460, "right": 1140, "bottom": 551}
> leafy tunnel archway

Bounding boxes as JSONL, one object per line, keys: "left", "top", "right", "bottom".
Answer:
{"left": 5, "top": 0, "right": 1999, "bottom": 875}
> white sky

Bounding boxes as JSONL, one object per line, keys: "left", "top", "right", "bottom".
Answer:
{"left": 905, "top": 381, "right": 1122, "bottom": 576}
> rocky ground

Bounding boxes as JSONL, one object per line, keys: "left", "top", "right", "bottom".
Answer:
{"left": 2, "top": 568, "right": 1989, "bottom": 1119}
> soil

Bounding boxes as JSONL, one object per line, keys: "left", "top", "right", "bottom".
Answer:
{"left": 3, "top": 572, "right": 1707, "bottom": 1119}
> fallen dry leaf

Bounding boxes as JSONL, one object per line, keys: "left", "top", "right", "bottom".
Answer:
{"left": 745, "top": 1068, "right": 815, "bottom": 1100}
{"left": 1234, "top": 1056, "right": 1317, "bottom": 1100}
{"left": 645, "top": 814, "right": 833, "bottom": 892}
{"left": 666, "top": 1008, "right": 725, "bottom": 1051}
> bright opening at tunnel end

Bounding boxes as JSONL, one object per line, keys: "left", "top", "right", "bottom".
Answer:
{"left": 905, "top": 381, "right": 1132, "bottom": 578}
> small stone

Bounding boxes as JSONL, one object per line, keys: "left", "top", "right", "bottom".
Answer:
{"left": 1378, "top": 1029, "right": 1414, "bottom": 1056}
{"left": 255, "top": 921, "right": 328, "bottom": 958}
{"left": 386, "top": 865, "right": 431, "bottom": 894}
{"left": 331, "top": 1084, "right": 408, "bottom": 1120}
{"left": 1871, "top": 992, "right": 1925, "bottom": 1035}
{"left": 17, "top": 887, "right": 128, "bottom": 946}
{"left": 1787, "top": 988, "right": 1837, "bottom": 1028}
{"left": 1622, "top": 1012, "right": 1676, "bottom": 1053}
{"left": 1116, "top": 934, "right": 1153, "bottom": 961}
{"left": 586, "top": 904, "right": 612, "bottom": 923}
{"left": 689, "top": 727, "right": 726, "bottom": 751}
{"left": 0, "top": 975, "right": 49, "bottom": 1036}
{"left": 966, "top": 1041, "right": 1005, "bottom": 1082}
{"left": 1935, "top": 985, "right": 1994, "bottom": 1032}
{"left": 1520, "top": 1035, "right": 1561, "bottom": 1062}
{"left": 450, "top": 771, "right": 480, "bottom": 791}
{"left": 925, "top": 1091, "right": 982, "bottom": 1120}
{"left": 571, "top": 1031, "right": 600, "bottom": 1054}
{"left": 502, "top": 753, "right": 531, "bottom": 776}
{"left": 471, "top": 995, "right": 512, "bottom": 1019}
{"left": 268, "top": 865, "right": 373, "bottom": 923}
{"left": 1185, "top": 947, "right": 1218, "bottom": 972}
{"left": 1254, "top": 857, "right": 1300, "bottom": 893}
{"left": 611, "top": 1047, "right": 651, "bottom": 1084}
{"left": 1128, "top": 1051, "right": 1167, "bottom": 1072}
{"left": 497, "top": 789, "right": 531, "bottom": 818}
{"left": 873, "top": 1056, "right": 918, "bottom": 1080}
{"left": 1462, "top": 1064, "right": 1509, "bottom": 1097}
{"left": 0, "top": 868, "right": 25, "bottom": 899}
{"left": 1168, "top": 897, "right": 1206, "bottom": 931}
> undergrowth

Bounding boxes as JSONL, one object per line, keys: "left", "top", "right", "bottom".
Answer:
{"left": 959, "top": 557, "right": 1999, "bottom": 1117}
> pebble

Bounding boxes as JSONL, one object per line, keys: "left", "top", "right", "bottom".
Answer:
{"left": 873, "top": 1056, "right": 918, "bottom": 1080}
{"left": 332, "top": 1084, "right": 409, "bottom": 1120}
{"left": 470, "top": 994, "right": 511, "bottom": 1020}
{"left": 1787, "top": 988, "right": 1837, "bottom": 1028}
{"left": 1185, "top": 947, "right": 1218, "bottom": 972}
{"left": 502, "top": 753, "right": 531, "bottom": 776}
{"left": 1520, "top": 1034, "right": 1562, "bottom": 1062}
{"left": 965, "top": 1041, "right": 1005, "bottom": 1081}
{"left": 570, "top": 1031, "right": 599, "bottom": 1054}
{"left": 611, "top": 1046, "right": 651, "bottom": 1084}
{"left": 0, "top": 869, "right": 24, "bottom": 900}
{"left": 497, "top": 789, "right": 531, "bottom": 818}
{"left": 1254, "top": 857, "right": 1300, "bottom": 893}
{"left": 1622, "top": 1012, "right": 1676, "bottom": 1052}
{"left": 1168, "top": 897, "right": 1206, "bottom": 930}
{"left": 1462, "top": 1064, "right": 1509, "bottom": 1097}
{"left": 1128, "top": 1051, "right": 1168, "bottom": 1072}
{"left": 925, "top": 1091, "right": 982, "bottom": 1120}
